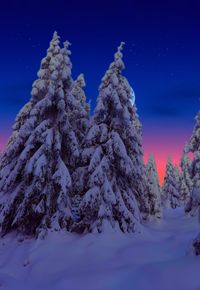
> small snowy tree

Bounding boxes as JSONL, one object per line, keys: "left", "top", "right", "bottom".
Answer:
{"left": 162, "top": 156, "right": 181, "bottom": 209}
{"left": 174, "top": 165, "right": 181, "bottom": 193}
{"left": 0, "top": 32, "right": 80, "bottom": 238}
{"left": 146, "top": 155, "right": 162, "bottom": 218}
{"left": 180, "top": 146, "right": 193, "bottom": 206}
{"left": 162, "top": 157, "right": 172, "bottom": 207}
{"left": 76, "top": 42, "right": 147, "bottom": 233}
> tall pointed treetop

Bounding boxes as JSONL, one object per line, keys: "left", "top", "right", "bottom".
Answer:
{"left": 0, "top": 33, "right": 79, "bottom": 238}
{"left": 78, "top": 43, "right": 149, "bottom": 233}
{"left": 112, "top": 41, "right": 125, "bottom": 70}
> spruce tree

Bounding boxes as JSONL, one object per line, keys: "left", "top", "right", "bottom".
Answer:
{"left": 188, "top": 111, "right": 200, "bottom": 200}
{"left": 162, "top": 156, "right": 181, "bottom": 209}
{"left": 189, "top": 111, "right": 200, "bottom": 153}
{"left": 131, "top": 104, "right": 150, "bottom": 219}
{"left": 146, "top": 155, "right": 162, "bottom": 218}
{"left": 77, "top": 42, "right": 148, "bottom": 233}
{"left": 70, "top": 74, "right": 90, "bottom": 220}
{"left": 185, "top": 112, "right": 200, "bottom": 215}
{"left": 180, "top": 146, "right": 193, "bottom": 206}
{"left": 174, "top": 165, "right": 181, "bottom": 194}
{"left": 0, "top": 32, "right": 80, "bottom": 238}
{"left": 71, "top": 73, "right": 90, "bottom": 145}
{"left": 186, "top": 111, "right": 200, "bottom": 255}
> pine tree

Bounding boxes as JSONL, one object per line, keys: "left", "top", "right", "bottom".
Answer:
{"left": 174, "top": 165, "right": 181, "bottom": 193}
{"left": 71, "top": 73, "right": 90, "bottom": 145}
{"left": 70, "top": 74, "right": 90, "bottom": 220}
{"left": 189, "top": 111, "right": 200, "bottom": 153}
{"left": 190, "top": 113, "right": 200, "bottom": 193}
{"left": 180, "top": 146, "right": 193, "bottom": 206}
{"left": 162, "top": 157, "right": 172, "bottom": 207}
{"left": 131, "top": 104, "right": 150, "bottom": 220}
{"left": 76, "top": 42, "right": 148, "bottom": 233}
{"left": 180, "top": 178, "right": 190, "bottom": 208}
{"left": 146, "top": 155, "right": 162, "bottom": 218}
{"left": 0, "top": 32, "right": 80, "bottom": 238}
{"left": 162, "top": 156, "right": 181, "bottom": 209}
{"left": 185, "top": 112, "right": 200, "bottom": 216}
{"left": 186, "top": 111, "right": 200, "bottom": 255}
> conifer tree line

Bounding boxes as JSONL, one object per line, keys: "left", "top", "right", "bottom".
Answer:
{"left": 0, "top": 32, "right": 199, "bottom": 253}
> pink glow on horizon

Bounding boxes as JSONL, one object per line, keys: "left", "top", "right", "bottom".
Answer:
{"left": 143, "top": 136, "right": 185, "bottom": 185}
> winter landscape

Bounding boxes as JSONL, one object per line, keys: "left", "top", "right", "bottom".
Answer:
{"left": 1, "top": 1, "right": 200, "bottom": 290}
{"left": 0, "top": 30, "right": 199, "bottom": 290}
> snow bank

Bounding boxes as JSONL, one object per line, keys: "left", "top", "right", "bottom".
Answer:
{"left": 0, "top": 208, "right": 199, "bottom": 290}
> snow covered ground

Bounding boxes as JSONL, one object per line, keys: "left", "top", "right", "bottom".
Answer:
{"left": 0, "top": 208, "right": 200, "bottom": 290}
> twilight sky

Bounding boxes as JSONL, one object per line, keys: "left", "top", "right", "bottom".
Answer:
{"left": 0, "top": 0, "right": 200, "bottom": 182}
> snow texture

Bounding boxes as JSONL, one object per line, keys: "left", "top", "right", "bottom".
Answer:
{"left": 0, "top": 209, "right": 199, "bottom": 290}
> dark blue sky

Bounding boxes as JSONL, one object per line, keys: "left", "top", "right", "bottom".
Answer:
{"left": 0, "top": 0, "right": 200, "bottom": 179}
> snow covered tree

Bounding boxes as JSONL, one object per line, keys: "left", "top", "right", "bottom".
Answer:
{"left": 174, "top": 165, "right": 181, "bottom": 193}
{"left": 180, "top": 146, "right": 193, "bottom": 206}
{"left": 71, "top": 73, "right": 90, "bottom": 145}
{"left": 189, "top": 111, "right": 200, "bottom": 153}
{"left": 162, "top": 156, "right": 181, "bottom": 209}
{"left": 146, "top": 155, "right": 162, "bottom": 218}
{"left": 130, "top": 103, "right": 151, "bottom": 220}
{"left": 75, "top": 42, "right": 148, "bottom": 233}
{"left": 162, "top": 157, "right": 172, "bottom": 207}
{"left": 70, "top": 74, "right": 90, "bottom": 220}
{"left": 180, "top": 178, "right": 189, "bottom": 207}
{"left": 185, "top": 112, "right": 200, "bottom": 216}
{"left": 185, "top": 111, "right": 200, "bottom": 255}
{"left": 0, "top": 32, "right": 81, "bottom": 238}
{"left": 189, "top": 112, "right": 200, "bottom": 196}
